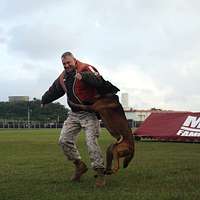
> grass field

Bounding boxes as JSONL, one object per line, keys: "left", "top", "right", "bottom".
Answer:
{"left": 0, "top": 129, "right": 199, "bottom": 200}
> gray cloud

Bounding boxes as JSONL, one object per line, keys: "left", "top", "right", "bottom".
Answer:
{"left": 0, "top": 0, "right": 200, "bottom": 111}
{"left": 8, "top": 23, "right": 76, "bottom": 60}
{"left": 0, "top": 26, "right": 8, "bottom": 44}
{"left": 5, "top": 0, "right": 200, "bottom": 67}
{"left": 0, "top": 0, "right": 65, "bottom": 20}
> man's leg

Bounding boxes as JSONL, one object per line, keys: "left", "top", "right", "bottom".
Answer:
{"left": 80, "top": 112, "right": 106, "bottom": 187}
{"left": 59, "top": 112, "right": 88, "bottom": 181}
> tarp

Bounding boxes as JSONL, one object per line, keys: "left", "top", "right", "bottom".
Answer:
{"left": 134, "top": 112, "right": 200, "bottom": 142}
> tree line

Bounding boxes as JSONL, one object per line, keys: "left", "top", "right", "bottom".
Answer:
{"left": 0, "top": 99, "right": 69, "bottom": 122}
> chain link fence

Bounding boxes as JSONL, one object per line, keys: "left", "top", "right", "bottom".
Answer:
{"left": 0, "top": 119, "right": 141, "bottom": 129}
{"left": 0, "top": 120, "right": 64, "bottom": 129}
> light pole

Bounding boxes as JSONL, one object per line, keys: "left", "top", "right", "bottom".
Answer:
{"left": 27, "top": 102, "right": 30, "bottom": 128}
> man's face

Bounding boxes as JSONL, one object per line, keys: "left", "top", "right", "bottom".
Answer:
{"left": 62, "top": 55, "right": 76, "bottom": 72}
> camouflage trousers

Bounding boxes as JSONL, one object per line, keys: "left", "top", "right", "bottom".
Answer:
{"left": 59, "top": 111, "right": 105, "bottom": 169}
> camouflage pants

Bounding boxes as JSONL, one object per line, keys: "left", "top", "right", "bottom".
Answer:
{"left": 59, "top": 111, "right": 105, "bottom": 169}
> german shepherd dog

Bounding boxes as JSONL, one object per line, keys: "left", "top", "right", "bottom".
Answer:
{"left": 68, "top": 94, "right": 135, "bottom": 174}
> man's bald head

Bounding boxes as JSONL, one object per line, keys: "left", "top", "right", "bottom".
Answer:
{"left": 61, "top": 52, "right": 76, "bottom": 72}
{"left": 61, "top": 51, "right": 75, "bottom": 59}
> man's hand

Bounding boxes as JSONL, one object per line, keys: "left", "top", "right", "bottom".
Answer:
{"left": 75, "top": 73, "right": 82, "bottom": 80}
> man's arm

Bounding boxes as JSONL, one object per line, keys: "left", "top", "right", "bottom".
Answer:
{"left": 41, "top": 77, "right": 65, "bottom": 105}
{"left": 78, "top": 66, "right": 104, "bottom": 87}
{"left": 77, "top": 66, "right": 120, "bottom": 95}
{"left": 80, "top": 72, "right": 104, "bottom": 87}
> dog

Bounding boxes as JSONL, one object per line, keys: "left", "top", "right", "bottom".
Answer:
{"left": 68, "top": 94, "right": 135, "bottom": 174}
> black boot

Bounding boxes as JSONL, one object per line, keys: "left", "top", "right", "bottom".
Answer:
{"left": 70, "top": 159, "right": 88, "bottom": 181}
{"left": 94, "top": 168, "right": 106, "bottom": 187}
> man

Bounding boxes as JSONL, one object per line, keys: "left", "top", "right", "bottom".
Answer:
{"left": 41, "top": 52, "right": 107, "bottom": 187}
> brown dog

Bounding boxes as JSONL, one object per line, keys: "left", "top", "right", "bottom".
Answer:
{"left": 68, "top": 94, "right": 135, "bottom": 174}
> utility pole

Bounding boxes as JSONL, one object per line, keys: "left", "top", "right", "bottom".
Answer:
{"left": 57, "top": 115, "right": 60, "bottom": 129}
{"left": 27, "top": 102, "right": 30, "bottom": 128}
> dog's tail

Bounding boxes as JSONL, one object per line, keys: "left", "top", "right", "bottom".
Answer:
{"left": 123, "top": 151, "right": 134, "bottom": 168}
{"left": 123, "top": 138, "right": 135, "bottom": 168}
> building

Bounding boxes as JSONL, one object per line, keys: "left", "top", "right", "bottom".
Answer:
{"left": 9, "top": 96, "right": 29, "bottom": 102}
{"left": 125, "top": 109, "right": 151, "bottom": 122}
{"left": 124, "top": 108, "right": 167, "bottom": 127}
{"left": 121, "top": 93, "right": 129, "bottom": 110}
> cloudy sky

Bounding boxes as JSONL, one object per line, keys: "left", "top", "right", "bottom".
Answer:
{"left": 0, "top": 0, "right": 200, "bottom": 111}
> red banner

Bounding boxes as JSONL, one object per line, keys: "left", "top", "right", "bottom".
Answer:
{"left": 134, "top": 112, "right": 200, "bottom": 142}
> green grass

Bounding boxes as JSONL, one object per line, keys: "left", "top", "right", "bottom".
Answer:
{"left": 0, "top": 129, "right": 199, "bottom": 200}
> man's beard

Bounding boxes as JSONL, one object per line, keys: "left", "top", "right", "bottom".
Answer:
{"left": 65, "top": 65, "right": 75, "bottom": 73}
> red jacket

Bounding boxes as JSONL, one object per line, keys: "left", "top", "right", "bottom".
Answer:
{"left": 42, "top": 60, "right": 102, "bottom": 108}
{"left": 42, "top": 60, "right": 119, "bottom": 111}
{"left": 59, "top": 60, "right": 100, "bottom": 103}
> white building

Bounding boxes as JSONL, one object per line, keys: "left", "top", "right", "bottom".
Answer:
{"left": 9, "top": 96, "right": 29, "bottom": 102}
{"left": 121, "top": 93, "right": 129, "bottom": 110}
{"left": 124, "top": 109, "right": 151, "bottom": 122}
{"left": 124, "top": 108, "right": 178, "bottom": 127}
